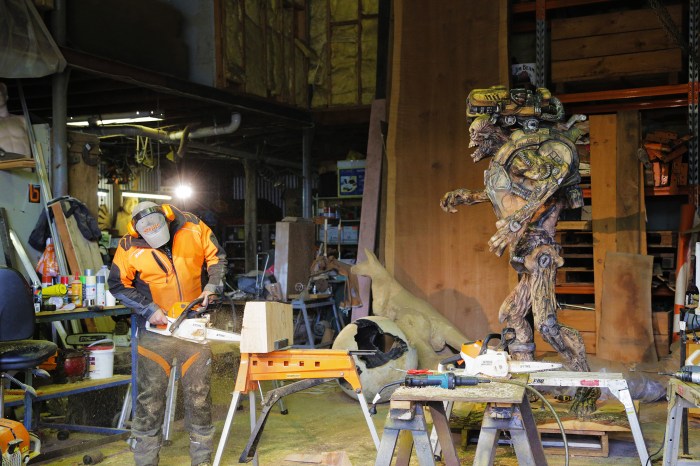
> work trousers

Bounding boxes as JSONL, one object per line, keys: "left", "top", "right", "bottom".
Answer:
{"left": 130, "top": 329, "right": 214, "bottom": 466}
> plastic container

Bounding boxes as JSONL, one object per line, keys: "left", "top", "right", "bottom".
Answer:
{"left": 96, "top": 266, "right": 109, "bottom": 306}
{"left": 71, "top": 274, "right": 82, "bottom": 307}
{"left": 84, "top": 275, "right": 97, "bottom": 307}
{"left": 87, "top": 339, "right": 115, "bottom": 379}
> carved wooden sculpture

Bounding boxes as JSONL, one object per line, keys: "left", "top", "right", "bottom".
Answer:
{"left": 439, "top": 86, "right": 600, "bottom": 415}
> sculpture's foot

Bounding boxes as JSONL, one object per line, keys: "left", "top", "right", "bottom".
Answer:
{"left": 569, "top": 387, "right": 601, "bottom": 416}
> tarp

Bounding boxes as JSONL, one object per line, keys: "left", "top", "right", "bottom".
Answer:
{"left": 0, "top": 0, "right": 66, "bottom": 78}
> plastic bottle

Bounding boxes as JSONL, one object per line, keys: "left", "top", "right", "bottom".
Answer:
{"left": 71, "top": 274, "right": 83, "bottom": 307}
{"left": 85, "top": 274, "right": 97, "bottom": 307}
{"left": 96, "top": 275, "right": 106, "bottom": 306}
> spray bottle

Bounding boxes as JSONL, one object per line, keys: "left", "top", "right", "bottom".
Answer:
{"left": 71, "top": 274, "right": 82, "bottom": 307}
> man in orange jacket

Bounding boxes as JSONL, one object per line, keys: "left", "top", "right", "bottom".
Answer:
{"left": 108, "top": 201, "right": 227, "bottom": 466}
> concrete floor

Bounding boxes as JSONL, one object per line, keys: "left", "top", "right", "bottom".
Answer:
{"left": 28, "top": 344, "right": 700, "bottom": 466}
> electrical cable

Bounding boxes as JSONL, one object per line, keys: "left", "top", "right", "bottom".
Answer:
{"left": 644, "top": 432, "right": 665, "bottom": 466}
{"left": 486, "top": 378, "right": 569, "bottom": 466}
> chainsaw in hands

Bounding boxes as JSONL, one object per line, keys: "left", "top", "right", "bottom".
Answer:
{"left": 145, "top": 296, "right": 241, "bottom": 344}
{"left": 438, "top": 328, "right": 561, "bottom": 378}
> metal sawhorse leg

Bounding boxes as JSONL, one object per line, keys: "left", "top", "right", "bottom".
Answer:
{"left": 213, "top": 350, "right": 379, "bottom": 466}
{"left": 472, "top": 397, "right": 547, "bottom": 466}
{"left": 375, "top": 400, "right": 458, "bottom": 466}
{"left": 528, "top": 371, "right": 649, "bottom": 465}
{"left": 662, "top": 377, "right": 700, "bottom": 466}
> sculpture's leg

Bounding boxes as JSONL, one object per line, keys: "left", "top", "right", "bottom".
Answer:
{"left": 526, "top": 244, "right": 600, "bottom": 416}
{"left": 498, "top": 276, "right": 535, "bottom": 361}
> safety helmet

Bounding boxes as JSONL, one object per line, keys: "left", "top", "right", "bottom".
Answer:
{"left": 129, "top": 201, "right": 172, "bottom": 248}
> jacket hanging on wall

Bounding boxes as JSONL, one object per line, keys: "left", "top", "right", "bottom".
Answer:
{"left": 29, "top": 197, "right": 101, "bottom": 251}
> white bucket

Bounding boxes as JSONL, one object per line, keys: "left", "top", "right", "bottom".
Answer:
{"left": 87, "top": 339, "right": 115, "bottom": 379}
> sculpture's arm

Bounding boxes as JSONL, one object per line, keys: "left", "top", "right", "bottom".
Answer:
{"left": 488, "top": 180, "right": 561, "bottom": 256}
{"left": 439, "top": 188, "right": 489, "bottom": 213}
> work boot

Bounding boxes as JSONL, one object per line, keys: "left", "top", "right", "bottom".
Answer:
{"left": 189, "top": 424, "right": 214, "bottom": 466}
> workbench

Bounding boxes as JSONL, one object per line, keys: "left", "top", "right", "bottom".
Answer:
{"left": 3, "top": 305, "right": 135, "bottom": 435}
{"left": 376, "top": 375, "right": 545, "bottom": 466}
{"left": 662, "top": 377, "right": 700, "bottom": 466}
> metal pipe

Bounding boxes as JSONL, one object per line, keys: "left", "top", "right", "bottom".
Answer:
{"left": 170, "top": 113, "right": 241, "bottom": 140}
{"left": 302, "top": 127, "right": 313, "bottom": 218}
{"left": 81, "top": 112, "right": 241, "bottom": 142}
{"left": 51, "top": 0, "right": 68, "bottom": 197}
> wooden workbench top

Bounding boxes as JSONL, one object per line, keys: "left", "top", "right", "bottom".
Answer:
{"left": 391, "top": 376, "right": 526, "bottom": 404}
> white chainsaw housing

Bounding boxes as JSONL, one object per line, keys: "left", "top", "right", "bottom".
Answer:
{"left": 458, "top": 348, "right": 562, "bottom": 377}
{"left": 146, "top": 315, "right": 241, "bottom": 344}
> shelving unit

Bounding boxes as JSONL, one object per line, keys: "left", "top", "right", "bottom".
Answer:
{"left": 313, "top": 196, "right": 362, "bottom": 262}
{"left": 223, "top": 224, "right": 275, "bottom": 275}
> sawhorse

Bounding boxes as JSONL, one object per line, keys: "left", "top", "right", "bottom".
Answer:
{"left": 376, "top": 376, "right": 545, "bottom": 466}
{"left": 527, "top": 371, "right": 649, "bottom": 465}
{"left": 212, "top": 349, "right": 380, "bottom": 466}
{"left": 662, "top": 377, "right": 700, "bottom": 465}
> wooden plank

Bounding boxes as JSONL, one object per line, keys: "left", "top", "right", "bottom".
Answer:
{"left": 597, "top": 252, "right": 656, "bottom": 363}
{"left": 67, "top": 134, "right": 99, "bottom": 220}
{"left": 552, "top": 28, "right": 677, "bottom": 61}
{"left": 558, "top": 220, "right": 591, "bottom": 231}
{"left": 354, "top": 99, "right": 386, "bottom": 320}
{"left": 49, "top": 199, "right": 103, "bottom": 274}
{"left": 591, "top": 114, "right": 617, "bottom": 340}
{"left": 552, "top": 49, "right": 683, "bottom": 82}
{"left": 652, "top": 310, "right": 671, "bottom": 336}
{"left": 0, "top": 158, "right": 36, "bottom": 170}
{"left": 551, "top": 5, "right": 682, "bottom": 40}
{"left": 385, "top": 0, "right": 509, "bottom": 340}
{"left": 616, "top": 111, "right": 644, "bottom": 255}
{"left": 538, "top": 429, "right": 609, "bottom": 457}
{"left": 274, "top": 220, "right": 316, "bottom": 301}
{"left": 654, "top": 334, "right": 670, "bottom": 358}
{"left": 239, "top": 301, "right": 294, "bottom": 353}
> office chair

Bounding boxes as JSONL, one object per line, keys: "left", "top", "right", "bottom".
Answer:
{"left": 0, "top": 266, "right": 57, "bottom": 419}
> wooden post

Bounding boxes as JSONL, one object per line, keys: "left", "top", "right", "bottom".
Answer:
{"left": 244, "top": 160, "right": 257, "bottom": 273}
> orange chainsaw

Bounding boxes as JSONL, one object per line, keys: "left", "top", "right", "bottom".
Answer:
{"left": 1, "top": 374, "right": 43, "bottom": 464}
{"left": 145, "top": 296, "right": 241, "bottom": 344}
{"left": 438, "top": 328, "right": 561, "bottom": 377}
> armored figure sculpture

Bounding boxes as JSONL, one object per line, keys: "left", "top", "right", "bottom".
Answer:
{"left": 440, "top": 86, "right": 600, "bottom": 415}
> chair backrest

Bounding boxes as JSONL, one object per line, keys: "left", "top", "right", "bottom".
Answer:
{"left": 0, "top": 267, "right": 35, "bottom": 341}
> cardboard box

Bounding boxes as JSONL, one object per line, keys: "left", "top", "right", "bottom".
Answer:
{"left": 240, "top": 301, "right": 294, "bottom": 353}
{"left": 337, "top": 160, "right": 365, "bottom": 197}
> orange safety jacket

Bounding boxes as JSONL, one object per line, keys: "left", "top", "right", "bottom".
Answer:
{"left": 108, "top": 206, "right": 227, "bottom": 326}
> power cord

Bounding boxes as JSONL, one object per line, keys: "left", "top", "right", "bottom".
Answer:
{"left": 486, "top": 378, "right": 569, "bottom": 466}
{"left": 644, "top": 432, "right": 665, "bottom": 466}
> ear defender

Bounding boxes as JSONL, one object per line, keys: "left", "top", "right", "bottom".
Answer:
{"left": 161, "top": 204, "right": 175, "bottom": 221}
{"left": 128, "top": 205, "right": 175, "bottom": 238}
{"left": 127, "top": 221, "right": 139, "bottom": 238}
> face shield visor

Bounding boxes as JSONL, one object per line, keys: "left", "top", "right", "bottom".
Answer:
{"left": 134, "top": 210, "right": 170, "bottom": 248}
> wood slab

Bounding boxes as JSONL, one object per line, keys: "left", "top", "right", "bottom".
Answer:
{"left": 597, "top": 252, "right": 656, "bottom": 363}
{"left": 354, "top": 99, "right": 385, "bottom": 320}
{"left": 385, "top": 0, "right": 510, "bottom": 341}
{"left": 50, "top": 199, "right": 103, "bottom": 274}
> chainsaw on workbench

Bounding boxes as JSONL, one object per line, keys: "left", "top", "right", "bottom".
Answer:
{"left": 438, "top": 328, "right": 562, "bottom": 377}
{"left": 145, "top": 295, "right": 241, "bottom": 344}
